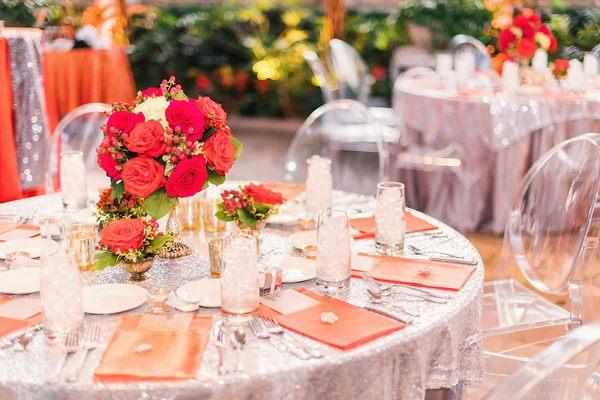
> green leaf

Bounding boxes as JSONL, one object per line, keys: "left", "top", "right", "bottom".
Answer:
{"left": 110, "top": 181, "right": 125, "bottom": 200}
{"left": 215, "top": 209, "right": 234, "bottom": 221}
{"left": 93, "top": 252, "right": 119, "bottom": 271}
{"left": 208, "top": 170, "right": 226, "bottom": 186}
{"left": 142, "top": 189, "right": 177, "bottom": 219}
{"left": 231, "top": 136, "right": 243, "bottom": 161}
{"left": 254, "top": 201, "right": 272, "bottom": 214}
{"left": 237, "top": 208, "right": 258, "bottom": 227}
{"left": 150, "top": 235, "right": 169, "bottom": 250}
{"left": 172, "top": 91, "right": 188, "bottom": 100}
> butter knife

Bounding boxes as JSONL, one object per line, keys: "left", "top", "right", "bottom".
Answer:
{"left": 403, "top": 255, "right": 477, "bottom": 266}
{"left": 355, "top": 303, "right": 412, "bottom": 324}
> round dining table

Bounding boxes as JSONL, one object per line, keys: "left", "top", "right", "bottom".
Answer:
{"left": 393, "top": 74, "right": 600, "bottom": 233}
{"left": 0, "top": 190, "right": 483, "bottom": 400}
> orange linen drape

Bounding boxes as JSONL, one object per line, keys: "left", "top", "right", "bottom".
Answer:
{"left": 45, "top": 46, "right": 136, "bottom": 117}
{"left": 0, "top": 38, "right": 22, "bottom": 203}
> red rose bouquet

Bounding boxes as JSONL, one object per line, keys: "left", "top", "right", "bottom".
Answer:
{"left": 495, "top": 9, "right": 557, "bottom": 71}
{"left": 552, "top": 59, "right": 570, "bottom": 79}
{"left": 216, "top": 183, "right": 284, "bottom": 228}
{"left": 95, "top": 218, "right": 170, "bottom": 269}
{"left": 96, "top": 76, "right": 242, "bottom": 220}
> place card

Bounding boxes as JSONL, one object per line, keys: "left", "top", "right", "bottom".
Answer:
{"left": 260, "top": 289, "right": 320, "bottom": 315}
{"left": 137, "top": 313, "right": 193, "bottom": 331}
{"left": 351, "top": 254, "right": 376, "bottom": 272}
{"left": 0, "top": 297, "right": 41, "bottom": 320}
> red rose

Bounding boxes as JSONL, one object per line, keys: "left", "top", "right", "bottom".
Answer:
{"left": 548, "top": 35, "right": 557, "bottom": 53}
{"left": 242, "top": 183, "right": 283, "bottom": 205}
{"left": 141, "top": 87, "right": 162, "bottom": 98}
{"left": 553, "top": 59, "right": 570, "bottom": 77}
{"left": 498, "top": 29, "right": 516, "bottom": 51}
{"left": 165, "top": 100, "right": 207, "bottom": 142}
{"left": 516, "top": 38, "right": 537, "bottom": 59}
{"left": 106, "top": 111, "right": 145, "bottom": 135}
{"left": 99, "top": 218, "right": 145, "bottom": 253}
{"left": 165, "top": 156, "right": 208, "bottom": 198}
{"left": 528, "top": 14, "right": 542, "bottom": 25}
{"left": 513, "top": 15, "right": 531, "bottom": 29}
{"left": 124, "top": 120, "right": 166, "bottom": 157}
{"left": 521, "top": 25, "right": 535, "bottom": 39}
{"left": 97, "top": 152, "right": 122, "bottom": 181}
{"left": 202, "top": 130, "right": 236, "bottom": 175}
{"left": 538, "top": 24, "right": 550, "bottom": 36}
{"left": 122, "top": 157, "right": 165, "bottom": 198}
{"left": 196, "top": 96, "right": 228, "bottom": 129}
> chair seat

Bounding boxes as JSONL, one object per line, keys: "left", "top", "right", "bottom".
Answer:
{"left": 482, "top": 279, "right": 571, "bottom": 335}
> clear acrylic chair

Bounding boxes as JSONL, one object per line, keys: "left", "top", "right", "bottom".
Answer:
{"left": 327, "top": 39, "right": 374, "bottom": 104}
{"left": 466, "top": 133, "right": 600, "bottom": 399}
{"left": 448, "top": 34, "right": 491, "bottom": 72}
{"left": 303, "top": 50, "right": 338, "bottom": 103}
{"left": 46, "top": 103, "right": 112, "bottom": 196}
{"left": 284, "top": 99, "right": 389, "bottom": 195}
{"left": 484, "top": 323, "right": 600, "bottom": 400}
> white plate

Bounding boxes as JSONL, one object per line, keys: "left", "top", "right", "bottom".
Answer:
{"left": 280, "top": 256, "right": 316, "bottom": 283}
{"left": 83, "top": 284, "right": 148, "bottom": 314}
{"left": 289, "top": 230, "right": 317, "bottom": 251}
{"left": 268, "top": 203, "right": 305, "bottom": 225}
{"left": 176, "top": 279, "right": 221, "bottom": 308}
{"left": 0, "top": 238, "right": 59, "bottom": 259}
{"left": 0, "top": 267, "right": 40, "bottom": 294}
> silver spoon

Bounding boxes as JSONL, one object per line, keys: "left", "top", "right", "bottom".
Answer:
{"left": 366, "top": 288, "right": 419, "bottom": 318}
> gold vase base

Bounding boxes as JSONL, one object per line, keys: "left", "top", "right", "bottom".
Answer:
{"left": 158, "top": 240, "right": 192, "bottom": 259}
{"left": 122, "top": 259, "right": 154, "bottom": 281}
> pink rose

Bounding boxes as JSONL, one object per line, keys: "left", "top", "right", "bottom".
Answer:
{"left": 141, "top": 87, "right": 163, "bottom": 98}
{"left": 97, "top": 152, "right": 122, "bottom": 181}
{"left": 165, "top": 156, "right": 208, "bottom": 198}
{"left": 165, "top": 100, "right": 206, "bottom": 142}
{"left": 106, "top": 111, "right": 145, "bottom": 135}
{"left": 124, "top": 120, "right": 167, "bottom": 157}
{"left": 122, "top": 157, "right": 165, "bottom": 198}
{"left": 196, "top": 96, "right": 227, "bottom": 129}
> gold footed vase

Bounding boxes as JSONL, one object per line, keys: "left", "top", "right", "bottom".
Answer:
{"left": 158, "top": 207, "right": 192, "bottom": 259}
{"left": 122, "top": 258, "right": 154, "bottom": 281}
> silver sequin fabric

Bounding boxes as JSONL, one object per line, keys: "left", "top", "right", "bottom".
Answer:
{"left": 3, "top": 28, "right": 50, "bottom": 189}
{"left": 0, "top": 193, "right": 483, "bottom": 400}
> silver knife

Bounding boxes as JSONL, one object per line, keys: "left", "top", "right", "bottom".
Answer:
{"left": 355, "top": 303, "right": 412, "bottom": 324}
{"left": 402, "top": 255, "right": 477, "bottom": 266}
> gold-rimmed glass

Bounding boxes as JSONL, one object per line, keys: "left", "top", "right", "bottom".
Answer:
{"left": 65, "top": 223, "right": 97, "bottom": 273}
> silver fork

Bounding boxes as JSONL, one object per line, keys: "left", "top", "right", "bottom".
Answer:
{"left": 54, "top": 332, "right": 79, "bottom": 382}
{"left": 251, "top": 316, "right": 309, "bottom": 360}
{"left": 361, "top": 274, "right": 448, "bottom": 304}
{"left": 259, "top": 310, "right": 323, "bottom": 359}
{"left": 64, "top": 324, "right": 101, "bottom": 382}
{"left": 361, "top": 272, "right": 453, "bottom": 300}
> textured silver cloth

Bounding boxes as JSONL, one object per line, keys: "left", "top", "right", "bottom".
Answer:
{"left": 393, "top": 79, "right": 600, "bottom": 233}
{"left": 0, "top": 193, "right": 483, "bottom": 400}
{"left": 2, "top": 28, "right": 50, "bottom": 189}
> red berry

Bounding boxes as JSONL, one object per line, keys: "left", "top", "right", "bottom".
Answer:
{"left": 170, "top": 156, "right": 178, "bottom": 163}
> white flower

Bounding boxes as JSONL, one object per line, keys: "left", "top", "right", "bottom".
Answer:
{"left": 133, "top": 96, "right": 170, "bottom": 127}
{"left": 535, "top": 32, "right": 551, "bottom": 51}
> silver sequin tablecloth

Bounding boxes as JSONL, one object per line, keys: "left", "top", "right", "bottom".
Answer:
{"left": 0, "top": 193, "right": 483, "bottom": 400}
{"left": 393, "top": 78, "right": 600, "bottom": 233}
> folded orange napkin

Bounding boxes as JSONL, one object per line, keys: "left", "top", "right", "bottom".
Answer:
{"left": 351, "top": 254, "right": 476, "bottom": 291}
{"left": 95, "top": 314, "right": 212, "bottom": 382}
{"left": 0, "top": 296, "right": 42, "bottom": 338}
{"left": 262, "top": 182, "right": 305, "bottom": 201}
{"left": 264, "top": 289, "right": 404, "bottom": 350}
{"left": 0, "top": 223, "right": 39, "bottom": 241}
{"left": 350, "top": 212, "right": 437, "bottom": 240}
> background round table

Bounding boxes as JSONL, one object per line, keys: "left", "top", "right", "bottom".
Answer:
{"left": 0, "top": 192, "right": 483, "bottom": 400}
{"left": 393, "top": 76, "right": 600, "bottom": 233}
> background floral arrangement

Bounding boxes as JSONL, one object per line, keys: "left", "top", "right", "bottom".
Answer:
{"left": 216, "top": 183, "right": 284, "bottom": 228}
{"left": 96, "top": 76, "right": 242, "bottom": 220}
{"left": 95, "top": 217, "right": 170, "bottom": 269}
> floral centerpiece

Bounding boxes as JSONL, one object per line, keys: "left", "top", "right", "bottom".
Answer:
{"left": 95, "top": 218, "right": 168, "bottom": 280}
{"left": 94, "top": 76, "right": 241, "bottom": 268}
{"left": 552, "top": 59, "right": 570, "bottom": 80}
{"left": 216, "top": 183, "right": 284, "bottom": 230}
{"left": 493, "top": 9, "right": 557, "bottom": 72}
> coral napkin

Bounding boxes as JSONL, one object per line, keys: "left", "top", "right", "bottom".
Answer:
{"left": 349, "top": 212, "right": 437, "bottom": 240}
{"left": 0, "top": 296, "right": 42, "bottom": 339}
{"left": 351, "top": 254, "right": 476, "bottom": 291}
{"left": 95, "top": 314, "right": 213, "bottom": 382}
{"left": 0, "top": 222, "right": 39, "bottom": 241}
{"left": 262, "top": 182, "right": 305, "bottom": 201}
{"left": 264, "top": 289, "right": 404, "bottom": 350}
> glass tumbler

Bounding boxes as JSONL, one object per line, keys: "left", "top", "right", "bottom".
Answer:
{"left": 177, "top": 196, "right": 202, "bottom": 235}
{"left": 201, "top": 197, "right": 226, "bottom": 238}
{"left": 65, "top": 223, "right": 97, "bottom": 272}
{"left": 60, "top": 151, "right": 88, "bottom": 211}
{"left": 208, "top": 236, "right": 225, "bottom": 278}
{"left": 305, "top": 155, "right": 332, "bottom": 219}
{"left": 40, "top": 247, "right": 84, "bottom": 337}
{"left": 316, "top": 210, "right": 351, "bottom": 292}
{"left": 375, "top": 182, "right": 406, "bottom": 255}
{"left": 220, "top": 234, "right": 259, "bottom": 323}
